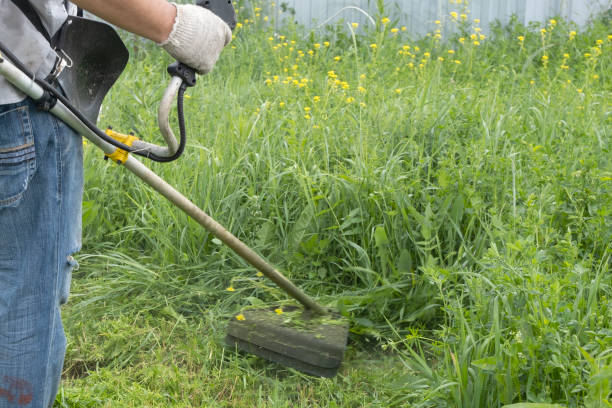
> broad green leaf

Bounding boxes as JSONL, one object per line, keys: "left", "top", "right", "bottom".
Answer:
{"left": 374, "top": 226, "right": 389, "bottom": 247}
{"left": 471, "top": 356, "right": 497, "bottom": 371}
{"left": 397, "top": 249, "right": 412, "bottom": 273}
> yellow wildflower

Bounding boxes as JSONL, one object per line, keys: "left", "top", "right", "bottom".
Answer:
{"left": 518, "top": 36, "right": 525, "bottom": 42}
{"left": 474, "top": 18, "right": 480, "bottom": 24}
{"left": 324, "top": 41, "right": 330, "bottom": 47}
{"left": 334, "top": 56, "right": 341, "bottom": 61}
{"left": 346, "top": 96, "right": 355, "bottom": 103}
{"left": 450, "top": 11, "right": 458, "bottom": 20}
{"left": 401, "top": 26, "right": 407, "bottom": 31}
{"left": 226, "top": 286, "right": 235, "bottom": 292}
{"left": 351, "top": 22, "right": 359, "bottom": 28}
{"left": 448, "top": 49, "right": 455, "bottom": 54}
{"left": 435, "top": 20, "right": 441, "bottom": 25}
{"left": 370, "top": 43, "right": 378, "bottom": 49}
{"left": 235, "top": 314, "right": 245, "bottom": 321}
{"left": 381, "top": 17, "right": 390, "bottom": 24}
{"left": 313, "top": 96, "right": 321, "bottom": 102}
{"left": 314, "top": 43, "right": 321, "bottom": 49}
{"left": 391, "top": 28, "right": 399, "bottom": 34}
{"left": 274, "top": 308, "right": 284, "bottom": 315}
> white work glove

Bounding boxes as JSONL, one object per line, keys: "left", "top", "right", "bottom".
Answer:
{"left": 159, "top": 3, "right": 232, "bottom": 74}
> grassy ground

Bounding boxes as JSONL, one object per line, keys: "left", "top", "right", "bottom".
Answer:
{"left": 56, "top": 2, "right": 610, "bottom": 407}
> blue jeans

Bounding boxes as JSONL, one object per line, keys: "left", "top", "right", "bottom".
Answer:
{"left": 0, "top": 98, "right": 83, "bottom": 407}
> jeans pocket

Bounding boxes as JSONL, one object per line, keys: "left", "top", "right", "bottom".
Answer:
{"left": 60, "top": 255, "right": 79, "bottom": 305}
{"left": 0, "top": 105, "right": 36, "bottom": 208}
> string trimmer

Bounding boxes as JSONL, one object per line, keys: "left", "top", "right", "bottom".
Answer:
{"left": 0, "top": 0, "right": 348, "bottom": 377}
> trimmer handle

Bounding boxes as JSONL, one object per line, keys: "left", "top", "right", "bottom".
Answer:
{"left": 197, "top": 0, "right": 237, "bottom": 31}
{"left": 155, "top": 0, "right": 237, "bottom": 160}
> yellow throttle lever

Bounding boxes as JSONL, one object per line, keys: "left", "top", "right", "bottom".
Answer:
{"left": 104, "top": 128, "right": 139, "bottom": 164}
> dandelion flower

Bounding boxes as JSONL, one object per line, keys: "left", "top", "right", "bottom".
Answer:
{"left": 450, "top": 11, "right": 458, "bottom": 20}
{"left": 324, "top": 41, "right": 330, "bottom": 47}
{"left": 401, "top": 26, "right": 407, "bottom": 31}
{"left": 313, "top": 96, "right": 321, "bottom": 102}
{"left": 370, "top": 43, "right": 378, "bottom": 49}
{"left": 382, "top": 17, "right": 390, "bottom": 24}
{"left": 435, "top": 20, "right": 441, "bottom": 25}
{"left": 314, "top": 43, "right": 321, "bottom": 49}
{"left": 395, "top": 89, "right": 402, "bottom": 94}
{"left": 334, "top": 56, "right": 341, "bottom": 61}
{"left": 274, "top": 308, "right": 284, "bottom": 315}
{"left": 391, "top": 28, "right": 399, "bottom": 34}
{"left": 518, "top": 36, "right": 525, "bottom": 42}
{"left": 474, "top": 18, "right": 480, "bottom": 24}
{"left": 256, "top": 272, "right": 264, "bottom": 277}
{"left": 351, "top": 22, "right": 359, "bottom": 28}
{"left": 235, "top": 314, "right": 245, "bottom": 321}
{"left": 448, "top": 49, "right": 455, "bottom": 54}
{"left": 226, "top": 286, "right": 235, "bottom": 292}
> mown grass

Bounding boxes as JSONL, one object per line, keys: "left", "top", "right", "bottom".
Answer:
{"left": 56, "top": 2, "right": 610, "bottom": 407}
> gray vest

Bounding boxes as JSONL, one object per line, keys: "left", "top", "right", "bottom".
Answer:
{"left": 0, "top": 0, "right": 74, "bottom": 104}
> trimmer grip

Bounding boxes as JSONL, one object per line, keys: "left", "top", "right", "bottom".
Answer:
{"left": 196, "top": 0, "right": 237, "bottom": 31}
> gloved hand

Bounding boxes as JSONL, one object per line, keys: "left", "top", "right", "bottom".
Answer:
{"left": 159, "top": 3, "right": 232, "bottom": 74}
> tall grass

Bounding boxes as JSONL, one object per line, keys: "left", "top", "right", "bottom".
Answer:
{"left": 58, "top": 3, "right": 610, "bottom": 407}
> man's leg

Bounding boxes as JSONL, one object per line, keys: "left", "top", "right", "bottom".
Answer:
{"left": 0, "top": 98, "right": 83, "bottom": 408}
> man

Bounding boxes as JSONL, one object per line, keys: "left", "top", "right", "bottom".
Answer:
{"left": 0, "top": 1, "right": 231, "bottom": 406}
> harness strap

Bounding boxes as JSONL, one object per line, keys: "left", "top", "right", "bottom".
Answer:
{"left": 9, "top": 0, "right": 80, "bottom": 47}
{"left": 10, "top": 0, "right": 53, "bottom": 44}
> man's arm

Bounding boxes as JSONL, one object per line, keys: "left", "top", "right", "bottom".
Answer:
{"left": 70, "top": 0, "right": 232, "bottom": 74}
{"left": 70, "top": 0, "right": 176, "bottom": 43}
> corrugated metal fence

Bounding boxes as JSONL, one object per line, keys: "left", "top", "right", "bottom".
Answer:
{"left": 267, "top": 0, "right": 610, "bottom": 35}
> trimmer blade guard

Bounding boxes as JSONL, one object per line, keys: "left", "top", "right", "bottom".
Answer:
{"left": 57, "top": 16, "right": 129, "bottom": 123}
{"left": 226, "top": 306, "right": 349, "bottom": 378}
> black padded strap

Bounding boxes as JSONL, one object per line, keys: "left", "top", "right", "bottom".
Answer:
{"left": 10, "top": 0, "right": 62, "bottom": 46}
